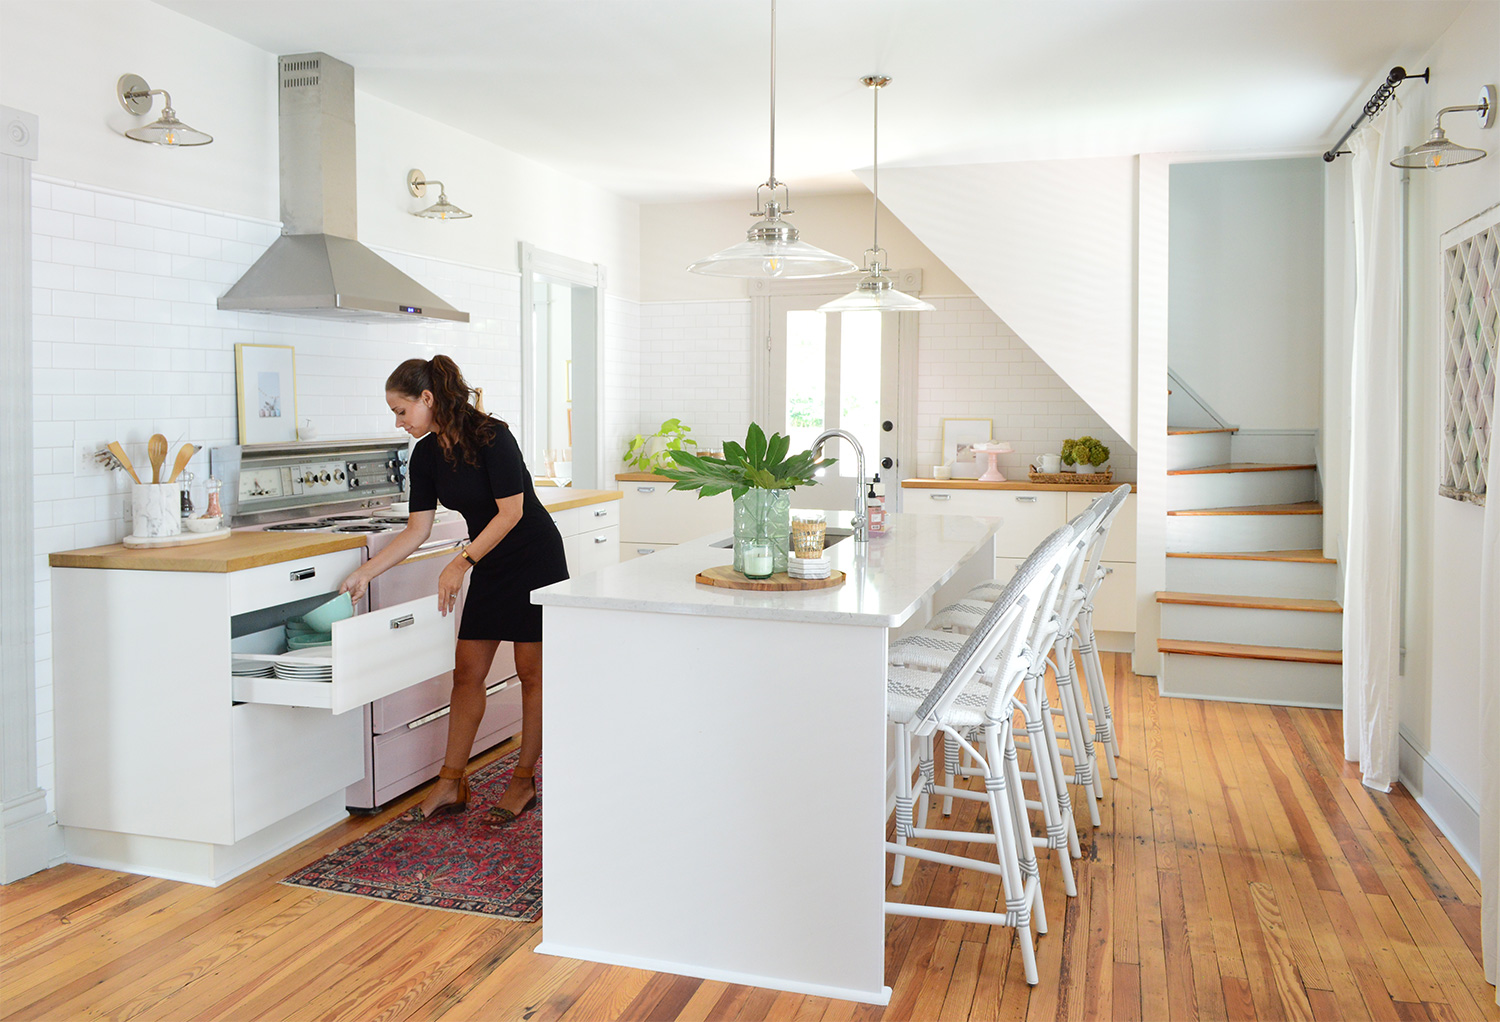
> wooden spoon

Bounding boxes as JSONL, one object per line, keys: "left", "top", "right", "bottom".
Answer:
{"left": 147, "top": 434, "right": 168, "bottom": 483}
{"left": 108, "top": 441, "right": 142, "bottom": 484}
{"left": 167, "top": 443, "right": 197, "bottom": 483}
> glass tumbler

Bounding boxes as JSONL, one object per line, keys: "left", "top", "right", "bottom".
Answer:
{"left": 791, "top": 514, "right": 827, "bottom": 559}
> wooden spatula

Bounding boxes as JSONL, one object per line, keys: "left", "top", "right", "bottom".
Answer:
{"left": 148, "top": 434, "right": 168, "bottom": 483}
{"left": 167, "top": 443, "right": 197, "bottom": 483}
{"left": 108, "top": 441, "right": 142, "bottom": 484}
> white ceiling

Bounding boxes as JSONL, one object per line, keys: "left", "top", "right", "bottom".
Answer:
{"left": 153, "top": 0, "right": 1469, "bottom": 204}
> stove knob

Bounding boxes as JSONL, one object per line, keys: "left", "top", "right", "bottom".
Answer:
{"left": 387, "top": 472, "right": 399, "bottom": 483}
{"left": 320, "top": 472, "right": 331, "bottom": 483}
{"left": 335, "top": 470, "right": 345, "bottom": 481}
{"left": 350, "top": 477, "right": 361, "bottom": 487}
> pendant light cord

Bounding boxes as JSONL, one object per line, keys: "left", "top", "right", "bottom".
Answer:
{"left": 872, "top": 79, "right": 879, "bottom": 255}
{"left": 768, "top": 0, "right": 778, "bottom": 189}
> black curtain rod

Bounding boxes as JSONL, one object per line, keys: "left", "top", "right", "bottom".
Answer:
{"left": 1323, "top": 66, "right": 1430, "bottom": 162}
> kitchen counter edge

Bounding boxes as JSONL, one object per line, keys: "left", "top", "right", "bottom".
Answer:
{"left": 902, "top": 478, "right": 1136, "bottom": 493}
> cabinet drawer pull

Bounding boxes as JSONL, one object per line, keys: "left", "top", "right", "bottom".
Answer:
{"left": 637, "top": 548, "right": 654, "bottom": 555}
{"left": 289, "top": 567, "right": 316, "bottom": 581}
{"left": 637, "top": 486, "right": 656, "bottom": 493}
{"left": 593, "top": 535, "right": 609, "bottom": 544}
{"left": 594, "top": 509, "right": 609, "bottom": 517}
{"left": 389, "top": 614, "right": 415, "bottom": 630}
{"left": 930, "top": 493, "right": 951, "bottom": 501}
{"left": 1015, "top": 496, "right": 1038, "bottom": 503}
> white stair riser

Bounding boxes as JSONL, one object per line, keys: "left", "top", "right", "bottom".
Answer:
{"left": 1166, "top": 513, "right": 1323, "bottom": 552}
{"left": 1159, "top": 603, "right": 1343, "bottom": 650}
{"left": 1159, "top": 654, "right": 1341, "bottom": 708}
{"left": 1228, "top": 433, "right": 1318, "bottom": 464}
{"left": 1166, "top": 469, "right": 1316, "bottom": 510}
{"left": 1165, "top": 557, "right": 1338, "bottom": 598}
{"left": 1166, "top": 432, "right": 1233, "bottom": 470}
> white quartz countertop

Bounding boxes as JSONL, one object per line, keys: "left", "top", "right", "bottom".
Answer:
{"left": 533, "top": 511, "right": 1000, "bottom": 627}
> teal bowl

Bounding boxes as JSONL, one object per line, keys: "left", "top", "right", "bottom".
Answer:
{"left": 284, "top": 618, "right": 317, "bottom": 635}
{"left": 302, "top": 592, "right": 353, "bottom": 631}
{"left": 287, "top": 632, "right": 332, "bottom": 650}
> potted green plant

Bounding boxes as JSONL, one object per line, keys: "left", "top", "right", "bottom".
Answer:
{"left": 622, "top": 418, "right": 697, "bottom": 474}
{"left": 657, "top": 423, "right": 831, "bottom": 576}
{"left": 1061, "top": 436, "right": 1111, "bottom": 473}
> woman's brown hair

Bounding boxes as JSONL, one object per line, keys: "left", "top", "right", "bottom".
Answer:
{"left": 386, "top": 356, "right": 500, "bottom": 466}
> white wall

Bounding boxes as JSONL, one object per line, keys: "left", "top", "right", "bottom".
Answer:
{"left": 1394, "top": 0, "right": 1500, "bottom": 859}
{"left": 0, "top": 0, "right": 641, "bottom": 299}
{"left": 640, "top": 193, "right": 970, "bottom": 303}
{"left": 856, "top": 157, "right": 1141, "bottom": 446}
{"left": 1169, "top": 158, "right": 1324, "bottom": 428}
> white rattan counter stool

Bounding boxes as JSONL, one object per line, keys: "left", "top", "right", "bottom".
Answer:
{"left": 884, "top": 527, "right": 1075, "bottom": 986}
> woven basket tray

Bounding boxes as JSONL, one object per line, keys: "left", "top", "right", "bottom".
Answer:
{"left": 1028, "top": 469, "right": 1113, "bottom": 485}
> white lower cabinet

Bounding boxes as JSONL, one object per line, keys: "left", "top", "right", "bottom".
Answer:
{"left": 617, "top": 478, "right": 732, "bottom": 553}
{"left": 905, "top": 485, "right": 1137, "bottom": 634}
{"left": 548, "top": 494, "right": 622, "bottom": 575}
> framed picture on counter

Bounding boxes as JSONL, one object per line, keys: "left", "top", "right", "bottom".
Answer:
{"left": 941, "top": 417, "right": 991, "bottom": 478}
{"left": 235, "top": 343, "right": 298, "bottom": 445}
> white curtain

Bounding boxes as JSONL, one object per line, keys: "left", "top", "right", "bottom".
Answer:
{"left": 1482, "top": 358, "right": 1499, "bottom": 1003}
{"left": 1341, "top": 106, "right": 1406, "bottom": 791}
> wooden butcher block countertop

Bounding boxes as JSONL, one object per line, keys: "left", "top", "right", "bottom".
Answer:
{"left": 48, "top": 532, "right": 370, "bottom": 573}
{"left": 902, "top": 479, "right": 1136, "bottom": 493}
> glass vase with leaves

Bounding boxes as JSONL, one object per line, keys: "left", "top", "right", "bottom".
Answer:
{"left": 657, "top": 423, "right": 832, "bottom": 577}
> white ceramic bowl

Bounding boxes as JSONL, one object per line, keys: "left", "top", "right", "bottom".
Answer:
{"left": 184, "top": 516, "right": 222, "bottom": 533}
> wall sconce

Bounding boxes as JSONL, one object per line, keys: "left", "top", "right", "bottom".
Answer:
{"left": 1392, "top": 85, "right": 1495, "bottom": 169}
{"left": 116, "top": 74, "right": 212, "bottom": 146}
{"left": 406, "top": 169, "right": 471, "bottom": 220}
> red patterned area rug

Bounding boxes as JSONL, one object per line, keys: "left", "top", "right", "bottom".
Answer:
{"left": 281, "top": 751, "right": 542, "bottom": 920}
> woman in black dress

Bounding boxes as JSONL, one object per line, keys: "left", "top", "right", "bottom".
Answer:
{"left": 340, "top": 356, "right": 567, "bottom": 823}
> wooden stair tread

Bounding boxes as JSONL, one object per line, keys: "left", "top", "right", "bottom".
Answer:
{"left": 1167, "top": 501, "right": 1322, "bottom": 516}
{"left": 1158, "top": 639, "right": 1342, "bottom": 665}
{"left": 1166, "top": 548, "right": 1336, "bottom": 564}
{"left": 1167, "top": 427, "right": 1238, "bottom": 435}
{"left": 1155, "top": 590, "right": 1342, "bottom": 613}
{"left": 1167, "top": 462, "right": 1316, "bottom": 476}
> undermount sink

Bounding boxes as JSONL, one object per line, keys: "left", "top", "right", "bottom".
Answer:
{"left": 709, "top": 527, "right": 854, "bottom": 550}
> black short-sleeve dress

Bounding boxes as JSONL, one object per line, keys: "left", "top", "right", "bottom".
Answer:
{"left": 407, "top": 421, "right": 569, "bottom": 643}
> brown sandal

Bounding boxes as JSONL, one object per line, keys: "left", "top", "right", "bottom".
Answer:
{"left": 486, "top": 767, "right": 537, "bottom": 826}
{"left": 421, "top": 765, "right": 469, "bottom": 819}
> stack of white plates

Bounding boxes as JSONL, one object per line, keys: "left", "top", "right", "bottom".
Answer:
{"left": 788, "top": 555, "right": 832, "bottom": 580}
{"left": 273, "top": 648, "right": 334, "bottom": 682}
{"left": 231, "top": 658, "right": 274, "bottom": 678}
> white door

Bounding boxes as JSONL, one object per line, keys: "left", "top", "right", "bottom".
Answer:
{"left": 767, "top": 297, "right": 903, "bottom": 514}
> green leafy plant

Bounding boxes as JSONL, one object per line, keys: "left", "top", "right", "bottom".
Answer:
{"left": 657, "top": 422, "right": 832, "bottom": 500}
{"left": 623, "top": 418, "right": 697, "bottom": 473}
{"left": 1061, "top": 436, "right": 1111, "bottom": 468}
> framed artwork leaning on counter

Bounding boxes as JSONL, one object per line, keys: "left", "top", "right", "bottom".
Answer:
{"left": 236, "top": 343, "right": 299, "bottom": 445}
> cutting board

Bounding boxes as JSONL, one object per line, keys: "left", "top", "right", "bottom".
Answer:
{"left": 122, "top": 527, "right": 232, "bottom": 548}
{"left": 694, "top": 565, "right": 845, "bottom": 591}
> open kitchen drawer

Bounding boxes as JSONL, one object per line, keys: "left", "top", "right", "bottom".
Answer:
{"left": 232, "top": 594, "right": 457, "bottom": 714}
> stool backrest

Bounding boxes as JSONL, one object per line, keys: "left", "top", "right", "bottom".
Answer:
{"left": 910, "top": 525, "right": 1076, "bottom": 734}
{"left": 1077, "top": 483, "right": 1132, "bottom": 603}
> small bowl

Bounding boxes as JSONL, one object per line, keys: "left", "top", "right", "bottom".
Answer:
{"left": 287, "top": 631, "right": 333, "bottom": 649}
{"left": 184, "top": 516, "right": 222, "bottom": 533}
{"left": 301, "top": 591, "right": 354, "bottom": 631}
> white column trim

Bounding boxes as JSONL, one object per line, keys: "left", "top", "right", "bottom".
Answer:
{"left": 1, "top": 105, "right": 55, "bottom": 884}
{"left": 1135, "top": 154, "right": 1169, "bottom": 678}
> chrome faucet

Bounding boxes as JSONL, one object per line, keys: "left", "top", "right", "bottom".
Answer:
{"left": 811, "top": 428, "right": 868, "bottom": 545}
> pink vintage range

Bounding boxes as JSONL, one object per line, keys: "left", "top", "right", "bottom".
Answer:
{"left": 216, "top": 439, "right": 520, "bottom": 811}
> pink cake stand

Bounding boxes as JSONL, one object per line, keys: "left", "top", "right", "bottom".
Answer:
{"left": 971, "top": 442, "right": 1013, "bottom": 482}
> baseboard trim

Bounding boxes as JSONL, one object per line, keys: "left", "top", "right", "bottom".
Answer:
{"left": 1396, "top": 730, "right": 1480, "bottom": 872}
{"left": 0, "top": 790, "right": 61, "bottom": 884}
{"left": 535, "top": 942, "right": 892, "bottom": 1006}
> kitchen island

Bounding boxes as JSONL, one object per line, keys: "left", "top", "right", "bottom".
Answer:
{"left": 533, "top": 511, "right": 1001, "bottom": 1004}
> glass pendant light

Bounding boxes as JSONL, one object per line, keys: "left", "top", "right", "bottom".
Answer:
{"left": 688, "top": 0, "right": 857, "bottom": 279}
{"left": 116, "top": 74, "right": 213, "bottom": 147}
{"left": 1391, "top": 86, "right": 1494, "bottom": 169}
{"left": 819, "top": 76, "right": 932, "bottom": 313}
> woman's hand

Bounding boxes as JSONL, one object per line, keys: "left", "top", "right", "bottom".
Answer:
{"left": 339, "top": 567, "right": 372, "bottom": 604}
{"left": 438, "top": 558, "right": 469, "bottom": 617}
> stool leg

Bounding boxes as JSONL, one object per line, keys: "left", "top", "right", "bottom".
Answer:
{"left": 1053, "top": 637, "right": 1103, "bottom": 824}
{"left": 916, "top": 734, "right": 936, "bottom": 830}
{"left": 942, "top": 732, "right": 961, "bottom": 816}
{"left": 982, "top": 721, "right": 1039, "bottom": 984}
{"left": 1021, "top": 673, "right": 1078, "bottom": 894}
{"left": 1078, "top": 609, "right": 1120, "bottom": 774}
{"left": 891, "top": 725, "right": 913, "bottom": 888}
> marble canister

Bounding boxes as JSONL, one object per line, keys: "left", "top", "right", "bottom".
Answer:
{"left": 132, "top": 483, "right": 181, "bottom": 538}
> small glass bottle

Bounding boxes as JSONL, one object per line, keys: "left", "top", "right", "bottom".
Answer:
{"left": 204, "top": 477, "right": 224, "bottom": 519}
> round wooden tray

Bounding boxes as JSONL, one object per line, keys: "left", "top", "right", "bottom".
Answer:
{"left": 695, "top": 565, "right": 846, "bottom": 591}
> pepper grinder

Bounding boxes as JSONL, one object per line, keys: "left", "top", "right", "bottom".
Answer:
{"left": 179, "top": 471, "right": 195, "bottom": 519}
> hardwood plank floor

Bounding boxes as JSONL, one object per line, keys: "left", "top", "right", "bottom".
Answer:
{"left": 2, "top": 654, "right": 1495, "bottom": 1021}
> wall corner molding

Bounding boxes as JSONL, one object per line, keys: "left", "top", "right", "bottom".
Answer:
{"left": 0, "top": 105, "right": 51, "bottom": 885}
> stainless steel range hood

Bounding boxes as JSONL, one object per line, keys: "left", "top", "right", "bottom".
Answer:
{"left": 218, "top": 52, "right": 469, "bottom": 323}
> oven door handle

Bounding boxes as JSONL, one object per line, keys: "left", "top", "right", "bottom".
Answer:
{"left": 399, "top": 539, "right": 469, "bottom": 565}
